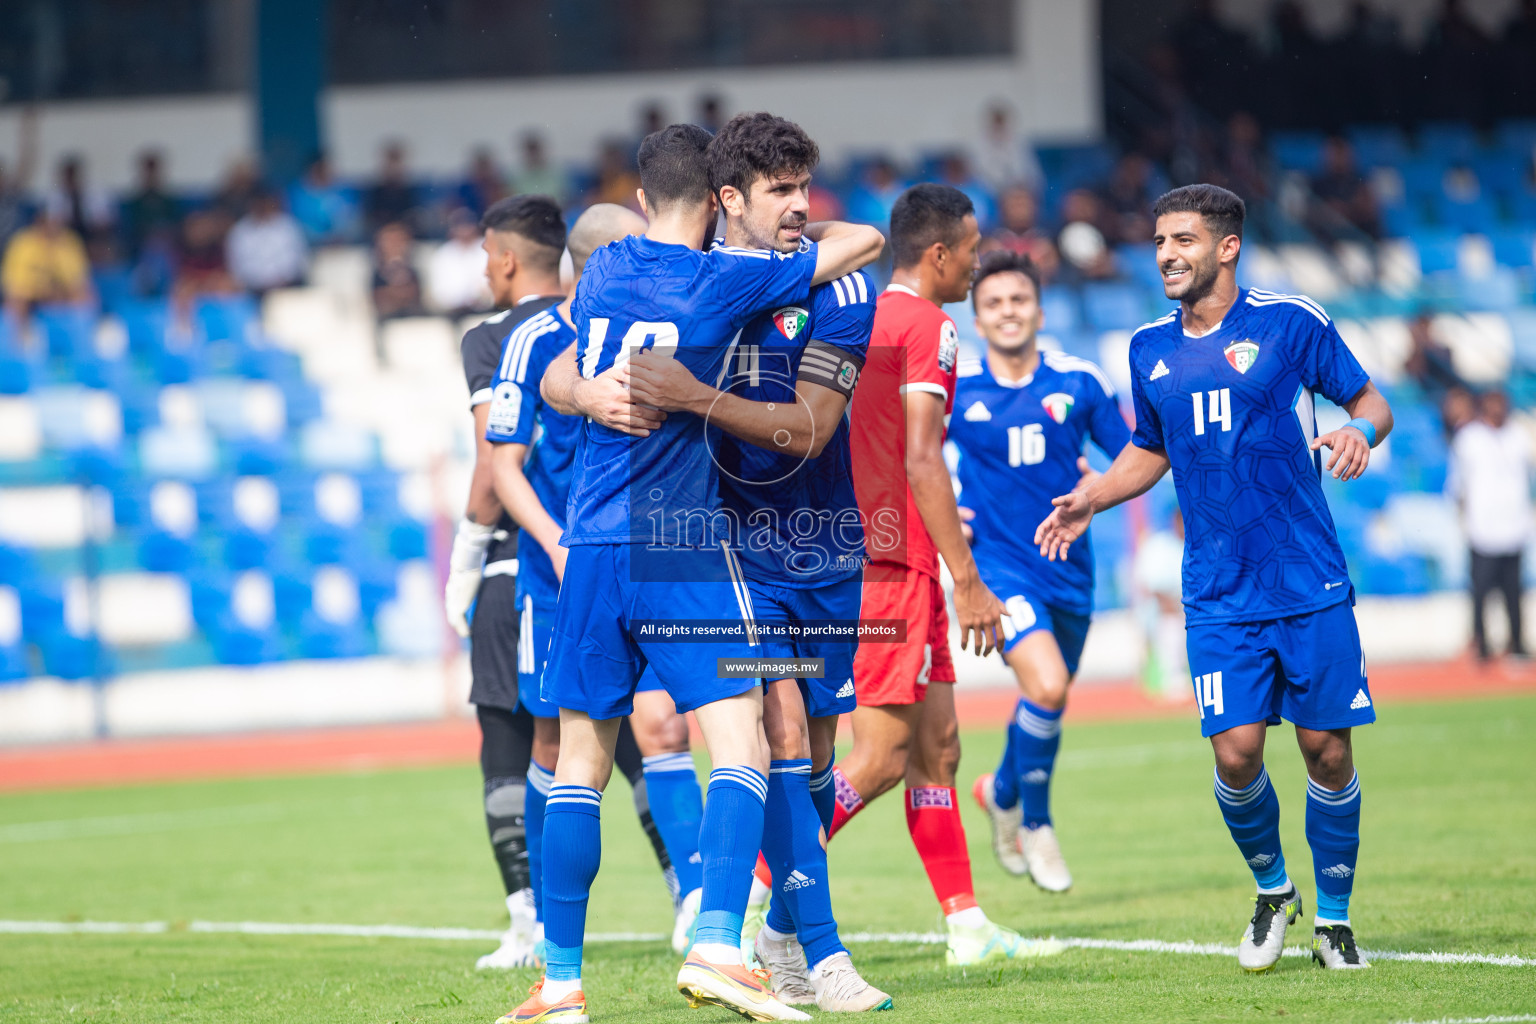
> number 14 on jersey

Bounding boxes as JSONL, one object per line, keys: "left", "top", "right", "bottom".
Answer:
{"left": 1192, "top": 388, "right": 1232, "bottom": 436}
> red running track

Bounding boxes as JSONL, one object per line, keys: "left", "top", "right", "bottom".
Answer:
{"left": 1, "top": 657, "right": 1531, "bottom": 793}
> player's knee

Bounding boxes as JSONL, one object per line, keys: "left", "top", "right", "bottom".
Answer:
{"left": 1300, "top": 735, "right": 1353, "bottom": 786}
{"left": 632, "top": 710, "right": 689, "bottom": 755}
{"left": 1212, "top": 743, "right": 1264, "bottom": 787}
{"left": 1034, "top": 674, "right": 1069, "bottom": 711}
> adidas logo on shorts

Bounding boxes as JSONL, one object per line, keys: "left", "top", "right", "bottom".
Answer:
{"left": 1350, "top": 689, "right": 1371, "bottom": 710}
{"left": 836, "top": 679, "right": 855, "bottom": 699}
{"left": 1320, "top": 863, "right": 1354, "bottom": 878}
{"left": 783, "top": 869, "right": 816, "bottom": 892}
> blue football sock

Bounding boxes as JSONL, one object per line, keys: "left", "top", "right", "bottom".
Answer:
{"left": 761, "top": 760, "right": 845, "bottom": 966}
{"left": 1214, "top": 766, "right": 1289, "bottom": 891}
{"left": 1306, "top": 772, "right": 1361, "bottom": 923}
{"left": 1015, "top": 700, "right": 1063, "bottom": 829}
{"left": 808, "top": 762, "right": 836, "bottom": 834}
{"left": 992, "top": 715, "right": 1024, "bottom": 811}
{"left": 642, "top": 752, "right": 705, "bottom": 899}
{"left": 693, "top": 766, "right": 768, "bottom": 952}
{"left": 542, "top": 784, "right": 603, "bottom": 982}
{"left": 526, "top": 761, "right": 553, "bottom": 923}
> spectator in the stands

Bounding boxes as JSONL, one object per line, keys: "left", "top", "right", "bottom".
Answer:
{"left": 634, "top": 103, "right": 667, "bottom": 159}
{"left": 1, "top": 206, "right": 93, "bottom": 325}
{"left": 226, "top": 188, "right": 309, "bottom": 296}
{"left": 213, "top": 158, "right": 262, "bottom": 223}
{"left": 0, "top": 107, "right": 36, "bottom": 253}
{"left": 365, "top": 142, "right": 421, "bottom": 236}
{"left": 458, "top": 147, "right": 507, "bottom": 217}
{"left": 426, "top": 207, "right": 491, "bottom": 316}
{"left": 174, "top": 208, "right": 236, "bottom": 305}
{"left": 1310, "top": 136, "right": 1381, "bottom": 241}
{"left": 846, "top": 158, "right": 905, "bottom": 228}
{"left": 1448, "top": 388, "right": 1531, "bottom": 662}
{"left": 511, "top": 133, "right": 570, "bottom": 205}
{"left": 1404, "top": 312, "right": 1465, "bottom": 400}
{"left": 973, "top": 103, "right": 1043, "bottom": 196}
{"left": 289, "top": 153, "right": 360, "bottom": 245}
{"left": 121, "top": 150, "right": 181, "bottom": 264}
{"left": 591, "top": 140, "right": 641, "bottom": 210}
{"left": 938, "top": 152, "right": 996, "bottom": 231}
{"left": 1102, "top": 153, "right": 1164, "bottom": 244}
{"left": 371, "top": 221, "right": 423, "bottom": 321}
{"left": 1442, "top": 385, "right": 1477, "bottom": 440}
{"left": 45, "top": 155, "right": 115, "bottom": 264}
{"left": 1056, "top": 189, "right": 1118, "bottom": 282}
{"left": 696, "top": 94, "right": 725, "bottom": 134}
{"left": 985, "top": 186, "right": 1060, "bottom": 282}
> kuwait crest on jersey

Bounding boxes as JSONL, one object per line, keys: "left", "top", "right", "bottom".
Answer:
{"left": 772, "top": 306, "right": 809, "bottom": 341}
{"left": 1041, "top": 393, "right": 1074, "bottom": 424}
{"left": 1224, "top": 340, "right": 1260, "bottom": 374}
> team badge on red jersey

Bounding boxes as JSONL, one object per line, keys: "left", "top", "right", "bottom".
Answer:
{"left": 772, "top": 306, "right": 809, "bottom": 341}
{"left": 1224, "top": 340, "right": 1260, "bottom": 374}
{"left": 937, "top": 321, "right": 958, "bottom": 373}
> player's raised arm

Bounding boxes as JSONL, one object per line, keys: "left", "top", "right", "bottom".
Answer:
{"left": 1311, "top": 381, "right": 1394, "bottom": 481}
{"left": 1035, "top": 443, "right": 1171, "bottom": 562}
{"left": 905, "top": 389, "right": 1005, "bottom": 655}
{"left": 539, "top": 340, "right": 666, "bottom": 437}
{"left": 803, "top": 220, "right": 884, "bottom": 284}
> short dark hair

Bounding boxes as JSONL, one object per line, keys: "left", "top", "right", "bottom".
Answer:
{"left": 480, "top": 194, "right": 567, "bottom": 270}
{"left": 1151, "top": 184, "right": 1246, "bottom": 243}
{"left": 637, "top": 123, "right": 714, "bottom": 210}
{"left": 971, "top": 249, "right": 1042, "bottom": 310}
{"left": 706, "top": 112, "right": 820, "bottom": 198}
{"left": 890, "top": 183, "right": 975, "bottom": 268}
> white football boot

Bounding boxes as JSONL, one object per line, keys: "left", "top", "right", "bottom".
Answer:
{"left": 477, "top": 888, "right": 541, "bottom": 970}
{"left": 671, "top": 887, "right": 702, "bottom": 955}
{"left": 971, "top": 774, "right": 1028, "bottom": 876}
{"left": 1237, "top": 887, "right": 1302, "bottom": 972}
{"left": 1019, "top": 823, "right": 1073, "bottom": 892}
{"left": 752, "top": 929, "right": 816, "bottom": 1005}
{"left": 810, "top": 952, "right": 894, "bottom": 1012}
{"left": 1312, "top": 925, "right": 1370, "bottom": 969}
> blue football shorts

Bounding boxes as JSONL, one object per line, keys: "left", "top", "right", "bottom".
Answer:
{"left": 514, "top": 581, "right": 560, "bottom": 720}
{"left": 987, "top": 578, "right": 1092, "bottom": 678}
{"left": 750, "top": 574, "right": 862, "bottom": 718}
{"left": 1184, "top": 597, "right": 1375, "bottom": 738}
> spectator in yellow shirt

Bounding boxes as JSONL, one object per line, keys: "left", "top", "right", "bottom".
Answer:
{"left": 2, "top": 208, "right": 93, "bottom": 323}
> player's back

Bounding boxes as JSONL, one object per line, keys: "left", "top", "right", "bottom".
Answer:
{"left": 565, "top": 235, "right": 818, "bottom": 548}
{"left": 718, "top": 271, "right": 874, "bottom": 586}
{"left": 849, "top": 286, "right": 959, "bottom": 576}
{"left": 950, "top": 351, "right": 1129, "bottom": 613}
{"left": 1127, "top": 288, "right": 1370, "bottom": 623}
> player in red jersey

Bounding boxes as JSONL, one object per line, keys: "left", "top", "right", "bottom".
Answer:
{"left": 831, "top": 183, "right": 1066, "bottom": 966}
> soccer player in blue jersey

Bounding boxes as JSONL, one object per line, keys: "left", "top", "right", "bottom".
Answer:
{"left": 622, "top": 112, "right": 890, "bottom": 1012}
{"left": 952, "top": 250, "right": 1130, "bottom": 894}
{"left": 504, "top": 124, "right": 882, "bottom": 1024}
{"left": 1036, "top": 184, "right": 1393, "bottom": 972}
{"left": 482, "top": 202, "right": 703, "bottom": 973}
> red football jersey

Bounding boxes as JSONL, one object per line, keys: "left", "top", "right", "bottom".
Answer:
{"left": 849, "top": 284, "right": 960, "bottom": 579}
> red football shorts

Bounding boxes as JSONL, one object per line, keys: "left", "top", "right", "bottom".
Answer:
{"left": 853, "top": 562, "right": 956, "bottom": 706}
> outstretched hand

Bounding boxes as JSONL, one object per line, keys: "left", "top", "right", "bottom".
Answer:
{"left": 1311, "top": 424, "right": 1372, "bottom": 481}
{"left": 1035, "top": 489, "right": 1093, "bottom": 562}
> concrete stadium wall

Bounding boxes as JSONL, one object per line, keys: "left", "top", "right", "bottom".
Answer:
{"left": 0, "top": 0, "right": 1098, "bottom": 192}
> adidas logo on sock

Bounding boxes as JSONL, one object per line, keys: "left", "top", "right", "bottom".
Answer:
{"left": 1246, "top": 852, "right": 1276, "bottom": 868}
{"left": 1321, "top": 863, "right": 1354, "bottom": 878}
{"left": 1149, "top": 359, "right": 1170, "bottom": 381}
{"left": 1349, "top": 689, "right": 1371, "bottom": 710}
{"left": 1022, "top": 769, "right": 1050, "bottom": 784}
{"left": 783, "top": 870, "right": 816, "bottom": 892}
{"left": 835, "top": 679, "right": 855, "bottom": 698}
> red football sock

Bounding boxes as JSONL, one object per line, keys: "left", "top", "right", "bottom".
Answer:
{"left": 905, "top": 786, "right": 977, "bottom": 915}
{"left": 827, "top": 765, "right": 864, "bottom": 839}
{"left": 753, "top": 851, "right": 772, "bottom": 888}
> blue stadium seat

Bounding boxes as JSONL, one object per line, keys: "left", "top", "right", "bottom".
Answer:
{"left": 0, "top": 355, "right": 31, "bottom": 395}
{"left": 1506, "top": 310, "right": 1536, "bottom": 371}
{"left": 0, "top": 641, "right": 28, "bottom": 682}
{"left": 1417, "top": 122, "right": 1478, "bottom": 163}
{"left": 387, "top": 518, "right": 429, "bottom": 561}
{"left": 1397, "top": 160, "right": 1446, "bottom": 203}
{"left": 1489, "top": 227, "right": 1535, "bottom": 268}
{"left": 33, "top": 306, "right": 96, "bottom": 361}
{"left": 1434, "top": 194, "right": 1498, "bottom": 234}
{"left": 1409, "top": 230, "right": 1462, "bottom": 275}
{"left": 1038, "top": 288, "right": 1081, "bottom": 336}
{"left": 1455, "top": 268, "right": 1522, "bottom": 312}
{"left": 119, "top": 300, "right": 172, "bottom": 356}
{"left": 37, "top": 631, "right": 109, "bottom": 680}
{"left": 1472, "top": 153, "right": 1526, "bottom": 198}
{"left": 194, "top": 295, "right": 258, "bottom": 344}
{"left": 1345, "top": 125, "right": 1409, "bottom": 169}
{"left": 207, "top": 618, "right": 284, "bottom": 665}
{"left": 1270, "top": 132, "right": 1326, "bottom": 173}
{"left": 1081, "top": 282, "right": 1150, "bottom": 331}
{"left": 137, "top": 529, "right": 196, "bottom": 573}
{"left": 274, "top": 470, "right": 318, "bottom": 518}
{"left": 1495, "top": 119, "right": 1536, "bottom": 153}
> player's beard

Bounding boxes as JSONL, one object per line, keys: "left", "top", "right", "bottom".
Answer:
{"left": 741, "top": 205, "right": 806, "bottom": 254}
{"left": 1166, "top": 249, "right": 1220, "bottom": 304}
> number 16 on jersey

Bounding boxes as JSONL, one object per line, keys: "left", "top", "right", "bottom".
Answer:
{"left": 1192, "top": 388, "right": 1232, "bottom": 436}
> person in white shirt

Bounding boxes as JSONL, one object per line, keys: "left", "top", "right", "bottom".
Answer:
{"left": 1133, "top": 506, "right": 1189, "bottom": 700}
{"left": 225, "top": 189, "right": 308, "bottom": 295}
{"left": 1448, "top": 389, "right": 1532, "bottom": 661}
{"left": 426, "top": 207, "right": 493, "bottom": 316}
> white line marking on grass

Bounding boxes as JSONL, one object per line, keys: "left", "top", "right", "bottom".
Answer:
{"left": 2, "top": 920, "right": 1530, "bottom": 967}
{"left": 1393, "top": 1017, "right": 1536, "bottom": 1024}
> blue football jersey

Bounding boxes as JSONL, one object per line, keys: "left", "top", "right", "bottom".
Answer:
{"left": 950, "top": 351, "right": 1130, "bottom": 614}
{"left": 1128, "top": 288, "right": 1371, "bottom": 625}
{"left": 484, "top": 306, "right": 582, "bottom": 601}
{"left": 717, "top": 270, "right": 875, "bottom": 587}
{"left": 564, "top": 235, "right": 820, "bottom": 546}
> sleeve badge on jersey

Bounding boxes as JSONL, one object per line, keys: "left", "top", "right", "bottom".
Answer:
{"left": 1223, "top": 340, "right": 1260, "bottom": 374}
{"left": 1041, "top": 393, "right": 1075, "bottom": 424}
{"left": 937, "top": 320, "right": 959, "bottom": 373}
{"left": 773, "top": 306, "right": 809, "bottom": 340}
{"left": 487, "top": 381, "right": 521, "bottom": 433}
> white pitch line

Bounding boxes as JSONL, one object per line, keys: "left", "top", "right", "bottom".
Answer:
{"left": 1, "top": 921, "right": 1531, "bottom": 967}
{"left": 1394, "top": 1017, "right": 1536, "bottom": 1024}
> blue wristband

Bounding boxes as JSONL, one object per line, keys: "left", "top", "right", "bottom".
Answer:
{"left": 1345, "top": 417, "right": 1377, "bottom": 447}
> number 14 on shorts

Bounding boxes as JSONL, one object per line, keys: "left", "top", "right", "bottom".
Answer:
{"left": 1195, "top": 670, "right": 1224, "bottom": 718}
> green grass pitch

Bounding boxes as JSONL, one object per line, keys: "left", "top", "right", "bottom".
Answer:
{"left": 0, "top": 696, "right": 1532, "bottom": 1023}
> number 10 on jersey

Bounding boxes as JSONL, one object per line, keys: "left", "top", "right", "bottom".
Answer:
{"left": 1192, "top": 388, "right": 1232, "bottom": 436}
